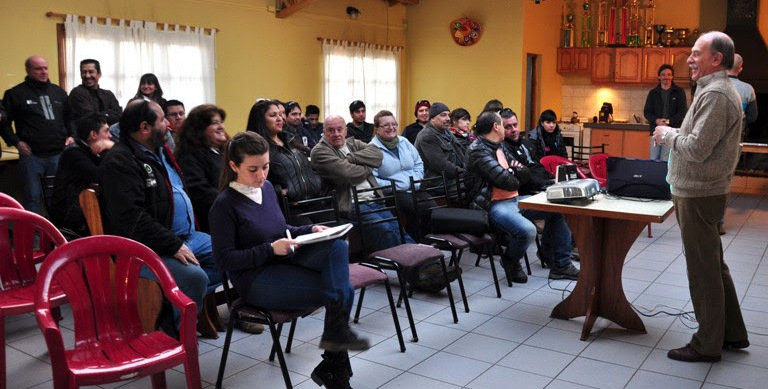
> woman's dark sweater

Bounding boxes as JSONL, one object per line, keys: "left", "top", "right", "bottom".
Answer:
{"left": 208, "top": 181, "right": 312, "bottom": 298}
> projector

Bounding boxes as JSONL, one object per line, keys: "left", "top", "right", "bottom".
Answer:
{"left": 546, "top": 179, "right": 601, "bottom": 203}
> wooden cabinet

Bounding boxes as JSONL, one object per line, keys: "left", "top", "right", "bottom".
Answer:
{"left": 642, "top": 48, "right": 669, "bottom": 83}
{"left": 591, "top": 128, "right": 650, "bottom": 159}
{"left": 571, "top": 47, "right": 691, "bottom": 85}
{"left": 591, "top": 48, "right": 614, "bottom": 83}
{"left": 591, "top": 129, "right": 623, "bottom": 156}
{"left": 557, "top": 48, "right": 591, "bottom": 74}
{"left": 669, "top": 47, "right": 691, "bottom": 80}
{"left": 623, "top": 130, "right": 650, "bottom": 159}
{"left": 641, "top": 47, "right": 691, "bottom": 83}
{"left": 614, "top": 49, "right": 642, "bottom": 83}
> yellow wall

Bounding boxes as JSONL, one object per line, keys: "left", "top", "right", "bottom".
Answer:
{"left": 404, "top": 0, "right": 524, "bottom": 125}
{"left": 0, "top": 0, "right": 743, "bottom": 137}
{"left": 0, "top": 0, "right": 406, "bottom": 133}
{"left": 522, "top": 1, "right": 564, "bottom": 129}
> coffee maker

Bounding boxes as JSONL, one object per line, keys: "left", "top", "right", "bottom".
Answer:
{"left": 598, "top": 102, "right": 613, "bottom": 123}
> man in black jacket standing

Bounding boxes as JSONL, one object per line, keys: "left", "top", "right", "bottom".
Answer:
{"left": 465, "top": 111, "right": 578, "bottom": 285}
{"left": 2, "top": 56, "right": 74, "bottom": 213}
{"left": 643, "top": 64, "right": 688, "bottom": 161}
{"left": 100, "top": 100, "right": 220, "bottom": 319}
{"left": 69, "top": 59, "right": 122, "bottom": 125}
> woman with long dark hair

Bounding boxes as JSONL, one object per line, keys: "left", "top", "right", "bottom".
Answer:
{"left": 209, "top": 132, "right": 368, "bottom": 388}
{"left": 245, "top": 100, "right": 325, "bottom": 220}
{"left": 133, "top": 73, "right": 167, "bottom": 105}
{"left": 174, "top": 104, "right": 228, "bottom": 232}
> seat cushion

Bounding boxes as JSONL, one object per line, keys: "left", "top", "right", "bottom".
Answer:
{"left": 370, "top": 243, "right": 444, "bottom": 268}
{"left": 424, "top": 233, "right": 471, "bottom": 249}
{"left": 233, "top": 299, "right": 318, "bottom": 324}
{"left": 455, "top": 233, "right": 494, "bottom": 246}
{"left": 348, "top": 263, "right": 387, "bottom": 289}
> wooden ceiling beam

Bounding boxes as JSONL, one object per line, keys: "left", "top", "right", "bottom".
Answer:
{"left": 277, "top": 0, "right": 417, "bottom": 18}
{"left": 276, "top": 0, "right": 319, "bottom": 19}
{"left": 388, "top": 0, "right": 419, "bottom": 5}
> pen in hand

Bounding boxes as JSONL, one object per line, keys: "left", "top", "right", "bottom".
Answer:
{"left": 286, "top": 229, "right": 295, "bottom": 253}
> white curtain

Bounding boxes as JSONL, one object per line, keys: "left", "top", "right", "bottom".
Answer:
{"left": 322, "top": 40, "right": 400, "bottom": 123}
{"left": 64, "top": 15, "right": 216, "bottom": 108}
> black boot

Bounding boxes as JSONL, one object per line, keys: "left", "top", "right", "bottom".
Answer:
{"left": 501, "top": 257, "right": 527, "bottom": 286}
{"left": 319, "top": 300, "right": 370, "bottom": 352}
{"left": 311, "top": 352, "right": 352, "bottom": 389}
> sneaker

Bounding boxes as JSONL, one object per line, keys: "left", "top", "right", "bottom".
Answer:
{"left": 549, "top": 262, "right": 579, "bottom": 280}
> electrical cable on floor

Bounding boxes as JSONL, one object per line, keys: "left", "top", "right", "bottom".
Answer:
{"left": 632, "top": 302, "right": 699, "bottom": 329}
{"left": 547, "top": 277, "right": 576, "bottom": 300}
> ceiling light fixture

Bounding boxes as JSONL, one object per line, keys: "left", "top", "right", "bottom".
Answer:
{"left": 346, "top": 6, "right": 361, "bottom": 19}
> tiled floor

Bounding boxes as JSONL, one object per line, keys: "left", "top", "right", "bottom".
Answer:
{"left": 6, "top": 193, "right": 768, "bottom": 389}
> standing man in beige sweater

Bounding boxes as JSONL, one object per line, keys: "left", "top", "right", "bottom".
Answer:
{"left": 653, "top": 31, "right": 748, "bottom": 363}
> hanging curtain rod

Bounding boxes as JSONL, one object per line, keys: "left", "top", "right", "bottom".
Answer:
{"left": 317, "top": 37, "right": 403, "bottom": 50}
{"left": 46, "top": 11, "right": 220, "bottom": 33}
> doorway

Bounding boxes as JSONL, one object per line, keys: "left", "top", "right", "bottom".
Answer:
{"left": 525, "top": 53, "right": 539, "bottom": 132}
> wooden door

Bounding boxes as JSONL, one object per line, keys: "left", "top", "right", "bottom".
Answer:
{"left": 670, "top": 48, "right": 691, "bottom": 81}
{"left": 592, "top": 129, "right": 623, "bottom": 156}
{"left": 557, "top": 48, "right": 574, "bottom": 73}
{"left": 572, "top": 48, "right": 591, "bottom": 73}
{"left": 642, "top": 48, "right": 669, "bottom": 84}
{"left": 591, "top": 48, "right": 614, "bottom": 83}
{"left": 623, "top": 130, "right": 650, "bottom": 159}
{"left": 614, "top": 48, "right": 642, "bottom": 83}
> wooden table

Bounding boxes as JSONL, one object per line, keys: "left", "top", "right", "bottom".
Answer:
{"left": 519, "top": 193, "right": 675, "bottom": 340}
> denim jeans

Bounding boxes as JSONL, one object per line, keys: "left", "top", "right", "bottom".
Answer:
{"left": 140, "top": 230, "right": 220, "bottom": 315}
{"left": 18, "top": 153, "right": 60, "bottom": 213}
{"left": 488, "top": 196, "right": 573, "bottom": 267}
{"left": 650, "top": 137, "right": 670, "bottom": 161}
{"left": 355, "top": 202, "right": 414, "bottom": 252}
{"left": 245, "top": 239, "right": 354, "bottom": 317}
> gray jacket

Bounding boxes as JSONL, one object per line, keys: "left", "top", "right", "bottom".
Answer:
{"left": 310, "top": 136, "right": 383, "bottom": 216}
{"left": 662, "top": 70, "right": 742, "bottom": 198}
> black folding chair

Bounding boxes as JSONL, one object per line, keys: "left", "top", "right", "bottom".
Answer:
{"left": 352, "top": 181, "right": 458, "bottom": 342}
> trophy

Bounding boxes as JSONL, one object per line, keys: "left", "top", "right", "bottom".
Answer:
{"left": 654, "top": 24, "right": 666, "bottom": 46}
{"left": 581, "top": 1, "right": 592, "bottom": 47}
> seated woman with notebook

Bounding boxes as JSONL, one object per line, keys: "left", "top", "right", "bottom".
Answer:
{"left": 208, "top": 132, "right": 368, "bottom": 388}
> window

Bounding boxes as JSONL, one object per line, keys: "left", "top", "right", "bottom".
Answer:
{"left": 322, "top": 39, "right": 400, "bottom": 123}
{"left": 63, "top": 15, "right": 216, "bottom": 108}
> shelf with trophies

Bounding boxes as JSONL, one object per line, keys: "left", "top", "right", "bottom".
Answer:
{"left": 557, "top": 0, "right": 693, "bottom": 84}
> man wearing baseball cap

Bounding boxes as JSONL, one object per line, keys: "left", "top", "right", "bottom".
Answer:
{"left": 346, "top": 99, "right": 374, "bottom": 143}
{"left": 414, "top": 102, "right": 467, "bottom": 191}
{"left": 403, "top": 100, "right": 431, "bottom": 144}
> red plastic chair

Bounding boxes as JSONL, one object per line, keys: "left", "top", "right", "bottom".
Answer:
{"left": 0, "top": 208, "right": 68, "bottom": 389}
{"left": 34, "top": 235, "right": 202, "bottom": 389}
{"left": 588, "top": 153, "right": 611, "bottom": 187}
{"left": 539, "top": 155, "right": 589, "bottom": 180}
{"left": 0, "top": 193, "right": 23, "bottom": 209}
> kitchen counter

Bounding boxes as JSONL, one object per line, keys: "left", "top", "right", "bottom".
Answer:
{"left": 584, "top": 122, "right": 648, "bottom": 131}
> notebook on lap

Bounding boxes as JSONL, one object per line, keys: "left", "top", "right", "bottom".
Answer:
{"left": 606, "top": 157, "right": 671, "bottom": 200}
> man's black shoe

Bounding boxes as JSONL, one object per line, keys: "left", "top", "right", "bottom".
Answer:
{"left": 667, "top": 344, "right": 720, "bottom": 362}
